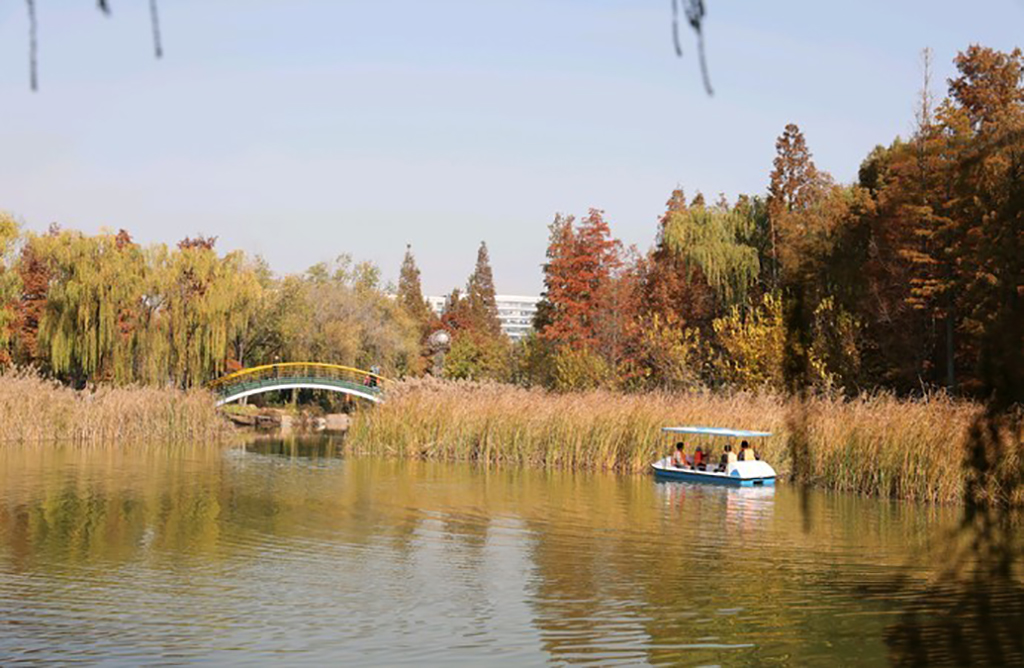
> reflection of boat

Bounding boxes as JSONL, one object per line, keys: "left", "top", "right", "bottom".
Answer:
{"left": 651, "top": 426, "right": 777, "bottom": 487}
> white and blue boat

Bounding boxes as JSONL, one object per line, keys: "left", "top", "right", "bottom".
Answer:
{"left": 651, "top": 426, "right": 777, "bottom": 487}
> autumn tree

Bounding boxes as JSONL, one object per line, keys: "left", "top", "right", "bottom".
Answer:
{"left": 848, "top": 46, "right": 1024, "bottom": 393}
{"left": 947, "top": 45, "right": 1024, "bottom": 394}
{"left": 767, "top": 123, "right": 830, "bottom": 285}
{"left": 711, "top": 292, "right": 785, "bottom": 390}
{"left": 397, "top": 244, "right": 432, "bottom": 328}
{"left": 539, "top": 209, "right": 621, "bottom": 350}
{"left": 465, "top": 242, "right": 502, "bottom": 337}
{"left": 12, "top": 227, "right": 53, "bottom": 366}
{"left": 949, "top": 45, "right": 1024, "bottom": 132}
{"left": 592, "top": 245, "right": 643, "bottom": 377}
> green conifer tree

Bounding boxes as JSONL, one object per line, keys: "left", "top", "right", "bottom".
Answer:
{"left": 397, "top": 244, "right": 431, "bottom": 327}
{"left": 466, "top": 241, "right": 502, "bottom": 338}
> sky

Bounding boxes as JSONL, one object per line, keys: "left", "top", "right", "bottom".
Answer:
{"left": 1, "top": 1, "right": 1022, "bottom": 295}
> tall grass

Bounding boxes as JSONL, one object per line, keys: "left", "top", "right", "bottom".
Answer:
{"left": 0, "top": 369, "right": 229, "bottom": 444}
{"left": 348, "top": 377, "right": 1001, "bottom": 505}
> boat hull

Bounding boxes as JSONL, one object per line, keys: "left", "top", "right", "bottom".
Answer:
{"left": 651, "top": 457, "right": 776, "bottom": 487}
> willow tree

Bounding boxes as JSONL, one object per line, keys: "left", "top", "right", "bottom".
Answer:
{"left": 661, "top": 199, "right": 760, "bottom": 309}
{"left": 150, "top": 241, "right": 263, "bottom": 388}
{"left": 0, "top": 213, "right": 21, "bottom": 366}
{"left": 34, "top": 228, "right": 149, "bottom": 385}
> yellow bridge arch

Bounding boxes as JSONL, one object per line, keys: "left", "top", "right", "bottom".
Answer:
{"left": 209, "top": 362, "right": 390, "bottom": 406}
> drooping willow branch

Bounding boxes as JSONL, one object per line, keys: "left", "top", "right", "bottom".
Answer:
{"left": 149, "top": 0, "right": 163, "bottom": 58}
{"left": 26, "top": 3, "right": 707, "bottom": 93}
{"left": 26, "top": 0, "right": 38, "bottom": 91}
{"left": 671, "top": 0, "right": 714, "bottom": 96}
{"left": 25, "top": 0, "right": 163, "bottom": 91}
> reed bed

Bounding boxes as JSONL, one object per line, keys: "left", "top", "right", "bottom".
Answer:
{"left": 0, "top": 369, "right": 229, "bottom": 444}
{"left": 348, "top": 377, "right": 1003, "bottom": 505}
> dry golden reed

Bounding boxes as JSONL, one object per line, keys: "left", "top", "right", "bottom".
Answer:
{"left": 349, "top": 377, "right": 993, "bottom": 505}
{"left": 0, "top": 369, "right": 229, "bottom": 444}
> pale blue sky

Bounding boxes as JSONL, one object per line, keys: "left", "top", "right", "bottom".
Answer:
{"left": 1, "top": 1, "right": 1021, "bottom": 294}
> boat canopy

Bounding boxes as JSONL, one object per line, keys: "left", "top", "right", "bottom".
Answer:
{"left": 662, "top": 426, "right": 772, "bottom": 438}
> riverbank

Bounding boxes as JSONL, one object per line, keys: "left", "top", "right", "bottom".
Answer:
{"left": 347, "top": 378, "right": 1020, "bottom": 505}
{"left": 0, "top": 370, "right": 228, "bottom": 444}
{"left": 221, "top": 403, "right": 351, "bottom": 432}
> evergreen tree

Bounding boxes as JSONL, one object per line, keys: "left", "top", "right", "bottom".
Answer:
{"left": 396, "top": 244, "right": 431, "bottom": 327}
{"left": 535, "top": 214, "right": 575, "bottom": 336}
{"left": 13, "top": 228, "right": 52, "bottom": 366}
{"left": 767, "top": 123, "right": 828, "bottom": 285}
{"left": 465, "top": 241, "right": 501, "bottom": 337}
{"left": 441, "top": 287, "right": 473, "bottom": 332}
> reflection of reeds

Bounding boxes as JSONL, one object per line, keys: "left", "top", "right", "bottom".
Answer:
{"left": 0, "top": 369, "right": 228, "bottom": 444}
{"left": 348, "top": 378, "right": 1004, "bottom": 505}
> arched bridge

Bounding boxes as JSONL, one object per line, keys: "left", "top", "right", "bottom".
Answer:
{"left": 209, "top": 363, "right": 388, "bottom": 406}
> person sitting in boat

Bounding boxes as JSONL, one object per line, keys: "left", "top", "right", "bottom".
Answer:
{"left": 738, "top": 440, "right": 761, "bottom": 461}
{"left": 717, "top": 444, "right": 737, "bottom": 471}
{"left": 693, "top": 446, "right": 706, "bottom": 470}
{"left": 671, "top": 442, "right": 688, "bottom": 468}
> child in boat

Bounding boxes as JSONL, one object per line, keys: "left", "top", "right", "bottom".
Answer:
{"left": 693, "top": 446, "right": 706, "bottom": 470}
{"left": 717, "top": 444, "right": 737, "bottom": 471}
{"left": 671, "top": 442, "right": 688, "bottom": 468}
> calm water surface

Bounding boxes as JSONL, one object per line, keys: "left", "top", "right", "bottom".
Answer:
{"left": 0, "top": 437, "right": 1018, "bottom": 665}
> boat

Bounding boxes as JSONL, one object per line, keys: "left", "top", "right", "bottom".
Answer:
{"left": 651, "top": 426, "right": 777, "bottom": 487}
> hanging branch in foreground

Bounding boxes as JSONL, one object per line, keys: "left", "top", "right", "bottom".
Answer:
{"left": 671, "top": 0, "right": 714, "bottom": 96}
{"left": 25, "top": 0, "right": 38, "bottom": 91}
{"left": 25, "top": 3, "right": 705, "bottom": 94}
{"left": 149, "top": 0, "right": 163, "bottom": 59}
{"left": 23, "top": 0, "right": 163, "bottom": 91}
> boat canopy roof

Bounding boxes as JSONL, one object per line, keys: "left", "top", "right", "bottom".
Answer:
{"left": 662, "top": 426, "right": 772, "bottom": 438}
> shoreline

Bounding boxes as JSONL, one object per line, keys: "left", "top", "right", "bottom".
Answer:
{"left": 0, "top": 371, "right": 229, "bottom": 445}
{"left": 5, "top": 370, "right": 1020, "bottom": 508}
{"left": 347, "top": 378, "right": 1021, "bottom": 507}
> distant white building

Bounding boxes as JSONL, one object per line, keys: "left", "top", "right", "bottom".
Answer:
{"left": 494, "top": 295, "right": 541, "bottom": 342}
{"left": 425, "top": 295, "right": 447, "bottom": 316}
{"left": 426, "top": 294, "right": 541, "bottom": 342}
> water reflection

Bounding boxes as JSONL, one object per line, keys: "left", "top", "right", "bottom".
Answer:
{"left": 0, "top": 439, "right": 1011, "bottom": 665}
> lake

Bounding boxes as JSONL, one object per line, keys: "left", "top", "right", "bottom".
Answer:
{"left": 1, "top": 436, "right": 1020, "bottom": 666}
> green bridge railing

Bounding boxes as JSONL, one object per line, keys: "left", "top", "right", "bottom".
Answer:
{"left": 209, "top": 362, "right": 388, "bottom": 404}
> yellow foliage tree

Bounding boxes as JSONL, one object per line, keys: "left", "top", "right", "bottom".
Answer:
{"left": 711, "top": 292, "right": 785, "bottom": 390}
{"left": 552, "top": 346, "right": 611, "bottom": 392}
{"left": 626, "top": 315, "right": 705, "bottom": 391}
